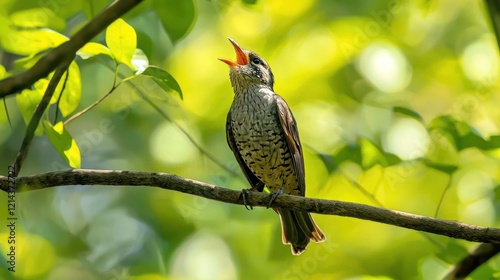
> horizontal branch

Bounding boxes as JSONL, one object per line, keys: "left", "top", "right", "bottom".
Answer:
{"left": 1, "top": 168, "right": 499, "bottom": 244}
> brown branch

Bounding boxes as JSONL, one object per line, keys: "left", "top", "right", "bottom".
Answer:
{"left": 444, "top": 243, "right": 500, "bottom": 280}
{"left": 12, "top": 57, "right": 73, "bottom": 176}
{"left": 486, "top": 0, "right": 500, "bottom": 49}
{"left": 0, "top": 0, "right": 143, "bottom": 98}
{"left": 1, "top": 168, "right": 500, "bottom": 244}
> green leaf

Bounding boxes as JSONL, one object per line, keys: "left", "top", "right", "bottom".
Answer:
{"left": 132, "top": 48, "right": 149, "bottom": 74}
{"left": 106, "top": 18, "right": 136, "bottom": 69}
{"left": 139, "top": 66, "right": 183, "bottom": 99}
{"left": 13, "top": 54, "right": 43, "bottom": 70}
{"left": 488, "top": 135, "right": 500, "bottom": 149}
{"left": 358, "top": 276, "right": 394, "bottom": 280}
{"left": 493, "top": 185, "right": 500, "bottom": 202}
{"left": 0, "top": 64, "right": 5, "bottom": 79}
{"left": 43, "top": 121, "right": 81, "bottom": 168}
{"left": 423, "top": 159, "right": 458, "bottom": 175}
{"left": 9, "top": 7, "right": 65, "bottom": 31}
{"left": 83, "top": 0, "right": 110, "bottom": 19}
{"left": 428, "top": 115, "right": 490, "bottom": 151}
{"left": 136, "top": 31, "right": 153, "bottom": 58}
{"left": 50, "top": 61, "right": 82, "bottom": 117}
{"left": 316, "top": 153, "right": 337, "bottom": 174}
{"left": 242, "top": 0, "right": 259, "bottom": 4}
{"left": 0, "top": 26, "right": 68, "bottom": 56}
{"left": 359, "top": 138, "right": 401, "bottom": 169}
{"left": 16, "top": 80, "right": 46, "bottom": 136}
{"left": 153, "top": 0, "right": 196, "bottom": 44}
{"left": 393, "top": 106, "right": 424, "bottom": 122}
{"left": 316, "top": 144, "right": 362, "bottom": 174}
{"left": 77, "top": 42, "right": 112, "bottom": 60}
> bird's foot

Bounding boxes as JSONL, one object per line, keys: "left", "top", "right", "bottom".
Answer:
{"left": 267, "top": 186, "right": 284, "bottom": 208}
{"left": 239, "top": 189, "right": 253, "bottom": 210}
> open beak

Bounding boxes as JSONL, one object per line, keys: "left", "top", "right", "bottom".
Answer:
{"left": 218, "top": 38, "right": 249, "bottom": 67}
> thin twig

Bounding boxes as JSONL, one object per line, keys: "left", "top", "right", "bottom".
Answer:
{"left": 2, "top": 98, "right": 12, "bottom": 128}
{"left": 135, "top": 87, "right": 240, "bottom": 178}
{"left": 12, "top": 57, "right": 73, "bottom": 176}
{"left": 64, "top": 84, "right": 119, "bottom": 125}
{"left": 54, "top": 67, "right": 70, "bottom": 123}
{"left": 435, "top": 174, "right": 452, "bottom": 218}
{"left": 1, "top": 168, "right": 500, "bottom": 244}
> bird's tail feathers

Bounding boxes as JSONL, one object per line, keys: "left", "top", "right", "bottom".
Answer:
{"left": 276, "top": 208, "right": 326, "bottom": 255}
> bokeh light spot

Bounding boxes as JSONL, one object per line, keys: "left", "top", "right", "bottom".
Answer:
{"left": 170, "top": 231, "right": 237, "bottom": 280}
{"left": 383, "top": 118, "right": 429, "bottom": 160}
{"left": 358, "top": 41, "right": 412, "bottom": 93}
{"left": 461, "top": 36, "right": 499, "bottom": 84}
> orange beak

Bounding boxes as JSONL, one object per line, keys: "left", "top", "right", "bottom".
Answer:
{"left": 218, "top": 38, "right": 249, "bottom": 67}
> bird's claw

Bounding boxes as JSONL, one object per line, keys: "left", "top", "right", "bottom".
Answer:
{"left": 240, "top": 189, "right": 253, "bottom": 210}
{"left": 267, "top": 187, "right": 284, "bottom": 208}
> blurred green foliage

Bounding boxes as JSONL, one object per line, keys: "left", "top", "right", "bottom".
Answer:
{"left": 1, "top": 0, "right": 500, "bottom": 279}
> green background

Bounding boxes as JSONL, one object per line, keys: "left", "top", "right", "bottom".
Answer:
{"left": 1, "top": 0, "right": 500, "bottom": 279}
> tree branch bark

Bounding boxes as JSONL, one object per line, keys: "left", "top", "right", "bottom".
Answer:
{"left": 1, "top": 168, "right": 499, "bottom": 244}
{"left": 444, "top": 243, "right": 500, "bottom": 280}
{"left": 12, "top": 57, "right": 73, "bottom": 176}
{"left": 0, "top": 0, "right": 143, "bottom": 98}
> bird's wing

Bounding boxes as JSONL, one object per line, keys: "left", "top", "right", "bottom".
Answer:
{"left": 275, "top": 95, "right": 306, "bottom": 195}
{"left": 226, "top": 111, "right": 265, "bottom": 192}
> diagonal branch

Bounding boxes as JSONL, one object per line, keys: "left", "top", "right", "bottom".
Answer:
{"left": 486, "top": 0, "right": 500, "bottom": 49}
{"left": 0, "top": 0, "right": 143, "bottom": 98}
{"left": 12, "top": 57, "right": 73, "bottom": 176}
{"left": 1, "top": 168, "right": 500, "bottom": 244}
{"left": 444, "top": 243, "right": 500, "bottom": 280}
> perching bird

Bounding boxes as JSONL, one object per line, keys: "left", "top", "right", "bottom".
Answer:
{"left": 219, "top": 38, "right": 326, "bottom": 255}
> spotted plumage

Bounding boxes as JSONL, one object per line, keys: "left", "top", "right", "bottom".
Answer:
{"left": 220, "top": 38, "right": 326, "bottom": 255}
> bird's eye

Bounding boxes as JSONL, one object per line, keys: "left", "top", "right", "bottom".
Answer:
{"left": 252, "top": 58, "right": 261, "bottom": 65}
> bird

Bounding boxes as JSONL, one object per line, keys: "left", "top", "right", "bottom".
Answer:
{"left": 219, "top": 38, "right": 326, "bottom": 255}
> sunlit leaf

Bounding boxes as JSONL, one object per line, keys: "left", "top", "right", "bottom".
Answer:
{"left": 16, "top": 80, "right": 46, "bottom": 136}
{"left": 359, "top": 138, "right": 401, "bottom": 169}
{"left": 13, "top": 54, "right": 43, "bottom": 70}
{"left": 0, "top": 27, "right": 68, "bottom": 56}
{"left": 83, "top": 0, "right": 110, "bottom": 19}
{"left": 9, "top": 7, "right": 65, "bottom": 31}
{"left": 0, "top": 65, "right": 8, "bottom": 127}
{"left": 106, "top": 18, "right": 136, "bottom": 69}
{"left": 153, "top": 0, "right": 196, "bottom": 44}
{"left": 132, "top": 48, "right": 149, "bottom": 74}
{"left": 43, "top": 120, "right": 81, "bottom": 168}
{"left": 50, "top": 61, "right": 82, "bottom": 117}
{"left": 139, "top": 66, "right": 183, "bottom": 99}
{"left": 77, "top": 42, "right": 112, "bottom": 60}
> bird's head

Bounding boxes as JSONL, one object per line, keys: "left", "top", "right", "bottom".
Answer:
{"left": 219, "top": 38, "right": 274, "bottom": 91}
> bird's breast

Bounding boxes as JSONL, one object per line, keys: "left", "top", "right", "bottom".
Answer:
{"left": 229, "top": 89, "right": 299, "bottom": 192}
